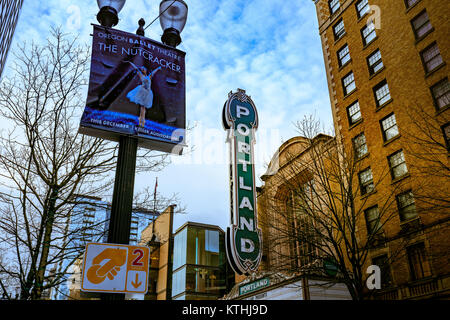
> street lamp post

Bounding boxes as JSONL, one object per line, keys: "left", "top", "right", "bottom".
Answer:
{"left": 93, "top": 0, "right": 187, "bottom": 301}
{"left": 159, "top": 0, "right": 188, "bottom": 47}
{"left": 96, "top": 0, "right": 136, "bottom": 301}
{"left": 96, "top": 0, "right": 126, "bottom": 27}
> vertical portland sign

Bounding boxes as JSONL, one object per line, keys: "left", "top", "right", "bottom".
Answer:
{"left": 222, "top": 89, "right": 262, "bottom": 275}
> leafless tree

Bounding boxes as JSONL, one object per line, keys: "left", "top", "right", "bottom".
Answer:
{"left": 402, "top": 102, "right": 450, "bottom": 213}
{"left": 258, "top": 114, "right": 412, "bottom": 300}
{"left": 0, "top": 28, "right": 172, "bottom": 300}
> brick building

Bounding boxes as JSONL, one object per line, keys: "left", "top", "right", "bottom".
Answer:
{"left": 312, "top": 0, "right": 450, "bottom": 299}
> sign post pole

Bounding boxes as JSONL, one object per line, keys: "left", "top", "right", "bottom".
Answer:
{"left": 81, "top": 0, "right": 188, "bottom": 299}
{"left": 102, "top": 136, "right": 138, "bottom": 301}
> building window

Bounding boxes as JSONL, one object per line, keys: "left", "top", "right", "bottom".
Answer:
{"left": 407, "top": 242, "right": 432, "bottom": 280}
{"left": 356, "top": 0, "right": 370, "bottom": 19}
{"left": 380, "top": 113, "right": 399, "bottom": 141}
{"left": 333, "top": 19, "right": 346, "bottom": 40}
{"left": 431, "top": 78, "right": 450, "bottom": 110}
{"left": 329, "top": 0, "right": 340, "bottom": 14}
{"left": 388, "top": 150, "right": 408, "bottom": 179}
{"left": 337, "top": 44, "right": 351, "bottom": 67}
{"left": 286, "top": 189, "right": 318, "bottom": 268}
{"left": 365, "top": 205, "right": 382, "bottom": 235}
{"left": 397, "top": 190, "right": 417, "bottom": 222}
{"left": 405, "top": 0, "right": 420, "bottom": 9}
{"left": 411, "top": 10, "right": 433, "bottom": 39}
{"left": 353, "top": 133, "right": 368, "bottom": 159}
{"left": 359, "top": 167, "right": 374, "bottom": 195}
{"left": 421, "top": 42, "right": 444, "bottom": 74}
{"left": 361, "top": 20, "right": 377, "bottom": 46}
{"left": 373, "top": 79, "right": 391, "bottom": 107}
{"left": 347, "top": 101, "right": 362, "bottom": 125}
{"left": 367, "top": 49, "right": 384, "bottom": 75}
{"left": 184, "top": 266, "right": 223, "bottom": 295}
{"left": 342, "top": 72, "right": 356, "bottom": 96}
{"left": 442, "top": 123, "right": 450, "bottom": 151}
{"left": 372, "top": 255, "right": 392, "bottom": 288}
{"left": 172, "top": 267, "right": 186, "bottom": 297}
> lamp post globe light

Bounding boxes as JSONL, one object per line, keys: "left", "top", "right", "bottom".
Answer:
{"left": 159, "top": 0, "right": 188, "bottom": 47}
{"left": 96, "top": 0, "right": 126, "bottom": 27}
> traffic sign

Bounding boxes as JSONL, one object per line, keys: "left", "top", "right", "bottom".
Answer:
{"left": 81, "top": 243, "right": 150, "bottom": 294}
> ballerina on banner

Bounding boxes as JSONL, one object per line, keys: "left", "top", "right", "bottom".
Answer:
{"left": 126, "top": 62, "right": 162, "bottom": 127}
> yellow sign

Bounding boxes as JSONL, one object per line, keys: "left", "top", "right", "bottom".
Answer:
{"left": 81, "top": 243, "right": 150, "bottom": 294}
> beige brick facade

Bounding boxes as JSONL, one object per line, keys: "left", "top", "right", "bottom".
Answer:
{"left": 313, "top": 0, "right": 450, "bottom": 299}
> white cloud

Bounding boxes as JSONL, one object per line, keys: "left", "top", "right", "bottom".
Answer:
{"left": 2, "top": 0, "right": 332, "bottom": 231}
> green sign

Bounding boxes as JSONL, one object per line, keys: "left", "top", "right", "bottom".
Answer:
{"left": 239, "top": 277, "right": 270, "bottom": 296}
{"left": 222, "top": 89, "right": 262, "bottom": 275}
{"left": 323, "top": 258, "right": 338, "bottom": 277}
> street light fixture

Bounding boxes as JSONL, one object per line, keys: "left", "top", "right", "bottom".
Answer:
{"left": 159, "top": 0, "right": 188, "bottom": 48}
{"left": 96, "top": 0, "right": 126, "bottom": 27}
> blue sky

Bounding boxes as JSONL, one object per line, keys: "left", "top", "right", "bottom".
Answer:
{"left": 5, "top": 0, "right": 332, "bottom": 232}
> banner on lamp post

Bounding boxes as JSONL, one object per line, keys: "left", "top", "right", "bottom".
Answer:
{"left": 222, "top": 89, "right": 262, "bottom": 275}
{"left": 79, "top": 25, "right": 186, "bottom": 154}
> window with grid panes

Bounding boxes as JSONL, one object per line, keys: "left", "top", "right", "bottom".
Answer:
{"left": 333, "top": 19, "right": 346, "bottom": 40}
{"left": 342, "top": 72, "right": 356, "bottom": 96}
{"left": 361, "top": 20, "right": 376, "bottom": 45}
{"left": 388, "top": 150, "right": 408, "bottom": 179}
{"left": 411, "top": 10, "right": 433, "bottom": 39}
{"left": 347, "top": 101, "right": 361, "bottom": 125}
{"left": 421, "top": 42, "right": 444, "bottom": 73}
{"left": 356, "top": 0, "right": 370, "bottom": 18}
{"left": 431, "top": 78, "right": 450, "bottom": 110}
{"left": 372, "top": 255, "right": 392, "bottom": 287}
{"left": 405, "top": 0, "right": 419, "bottom": 9}
{"left": 337, "top": 44, "right": 351, "bottom": 67}
{"left": 381, "top": 113, "right": 399, "bottom": 141}
{"left": 359, "top": 167, "right": 374, "bottom": 195}
{"left": 397, "top": 190, "right": 417, "bottom": 221}
{"left": 367, "top": 49, "right": 384, "bottom": 75}
{"left": 374, "top": 80, "right": 391, "bottom": 107}
{"left": 329, "top": 0, "right": 340, "bottom": 14}
{"left": 365, "top": 206, "right": 382, "bottom": 235}
{"left": 407, "top": 243, "right": 432, "bottom": 280}
{"left": 442, "top": 123, "right": 450, "bottom": 151}
{"left": 353, "top": 133, "right": 368, "bottom": 159}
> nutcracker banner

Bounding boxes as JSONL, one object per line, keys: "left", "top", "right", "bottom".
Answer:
{"left": 79, "top": 25, "right": 186, "bottom": 154}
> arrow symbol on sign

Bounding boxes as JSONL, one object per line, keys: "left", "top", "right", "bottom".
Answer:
{"left": 131, "top": 273, "right": 142, "bottom": 289}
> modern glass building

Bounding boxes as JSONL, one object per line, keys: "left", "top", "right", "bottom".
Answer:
{"left": 171, "top": 222, "right": 234, "bottom": 300}
{"left": 0, "top": 0, "right": 24, "bottom": 77}
{"left": 51, "top": 195, "right": 157, "bottom": 300}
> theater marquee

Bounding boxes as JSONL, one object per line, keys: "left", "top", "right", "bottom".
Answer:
{"left": 222, "top": 89, "right": 262, "bottom": 275}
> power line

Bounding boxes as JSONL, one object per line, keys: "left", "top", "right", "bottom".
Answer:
{"left": 144, "top": 0, "right": 177, "bottom": 31}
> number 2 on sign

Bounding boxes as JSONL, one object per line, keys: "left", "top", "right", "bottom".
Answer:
{"left": 132, "top": 249, "right": 144, "bottom": 266}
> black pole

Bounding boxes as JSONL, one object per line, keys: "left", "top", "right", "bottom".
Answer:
{"left": 107, "top": 136, "right": 138, "bottom": 245}
{"left": 102, "top": 136, "right": 138, "bottom": 301}
{"left": 100, "top": 18, "right": 146, "bottom": 301}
